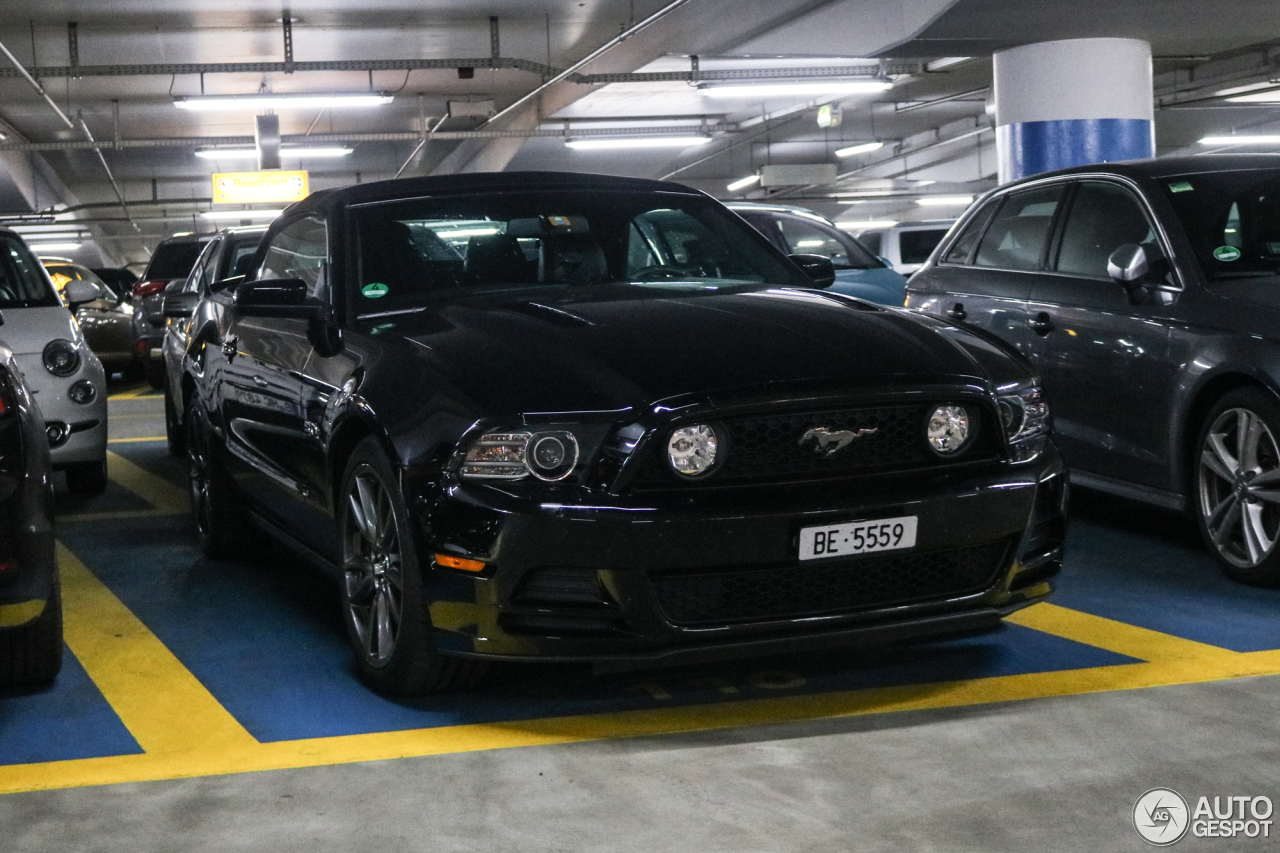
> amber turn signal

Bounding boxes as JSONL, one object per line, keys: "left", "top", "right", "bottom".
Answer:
{"left": 435, "top": 554, "right": 486, "bottom": 572}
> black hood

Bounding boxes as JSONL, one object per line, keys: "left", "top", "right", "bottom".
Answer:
{"left": 379, "top": 285, "right": 996, "bottom": 416}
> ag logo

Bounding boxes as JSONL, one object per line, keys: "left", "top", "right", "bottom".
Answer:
{"left": 1134, "top": 788, "right": 1190, "bottom": 846}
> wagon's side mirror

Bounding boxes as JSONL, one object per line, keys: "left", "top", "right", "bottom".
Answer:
{"left": 234, "top": 278, "right": 323, "bottom": 319}
{"left": 1107, "top": 243, "right": 1149, "bottom": 285}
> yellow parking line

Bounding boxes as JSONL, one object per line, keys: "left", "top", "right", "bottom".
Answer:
{"left": 1005, "top": 602, "right": 1245, "bottom": 664}
{"left": 56, "top": 542, "right": 257, "bottom": 756}
{"left": 108, "top": 436, "right": 167, "bottom": 444}
{"left": 58, "top": 509, "right": 184, "bottom": 524}
{"left": 107, "top": 387, "right": 160, "bottom": 401}
{"left": 106, "top": 450, "right": 187, "bottom": 513}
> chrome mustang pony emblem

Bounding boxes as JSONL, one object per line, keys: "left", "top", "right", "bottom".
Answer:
{"left": 800, "top": 426, "right": 878, "bottom": 457}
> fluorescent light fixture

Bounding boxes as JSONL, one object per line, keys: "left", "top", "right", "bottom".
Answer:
{"left": 195, "top": 146, "right": 353, "bottom": 159}
{"left": 835, "top": 220, "right": 897, "bottom": 231}
{"left": 436, "top": 227, "right": 501, "bottom": 239}
{"left": 565, "top": 136, "right": 712, "bottom": 150}
{"left": 836, "top": 189, "right": 895, "bottom": 197}
{"left": 200, "top": 209, "right": 284, "bottom": 221}
{"left": 1213, "top": 82, "right": 1280, "bottom": 97}
{"left": 726, "top": 174, "right": 761, "bottom": 192}
{"left": 1199, "top": 135, "right": 1280, "bottom": 145}
{"left": 795, "top": 239, "right": 827, "bottom": 248}
{"left": 925, "top": 57, "right": 973, "bottom": 72}
{"left": 917, "top": 195, "right": 974, "bottom": 206}
{"left": 172, "top": 231, "right": 194, "bottom": 237}
{"left": 1225, "top": 92, "right": 1280, "bottom": 104}
{"left": 914, "top": 180, "right": 937, "bottom": 186}
{"left": 700, "top": 80, "right": 893, "bottom": 99}
{"left": 28, "top": 242, "right": 81, "bottom": 252}
{"left": 835, "top": 141, "right": 885, "bottom": 158}
{"left": 174, "top": 93, "right": 393, "bottom": 111}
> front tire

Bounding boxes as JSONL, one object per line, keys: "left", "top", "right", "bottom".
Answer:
{"left": 65, "top": 459, "right": 108, "bottom": 496}
{"left": 0, "top": 578, "right": 63, "bottom": 688}
{"left": 186, "top": 404, "right": 243, "bottom": 559}
{"left": 1195, "top": 387, "right": 1280, "bottom": 585}
{"left": 339, "top": 437, "right": 486, "bottom": 695}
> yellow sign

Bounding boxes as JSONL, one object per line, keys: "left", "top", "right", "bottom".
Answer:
{"left": 212, "top": 170, "right": 310, "bottom": 204}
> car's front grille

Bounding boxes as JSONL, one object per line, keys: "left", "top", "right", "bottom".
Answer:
{"left": 648, "top": 540, "right": 1010, "bottom": 627}
{"left": 634, "top": 401, "right": 997, "bottom": 487}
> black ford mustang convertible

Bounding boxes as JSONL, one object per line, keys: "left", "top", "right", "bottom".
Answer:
{"left": 175, "top": 172, "right": 1066, "bottom": 695}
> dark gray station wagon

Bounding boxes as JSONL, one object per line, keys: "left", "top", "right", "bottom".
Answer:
{"left": 908, "top": 154, "right": 1280, "bottom": 585}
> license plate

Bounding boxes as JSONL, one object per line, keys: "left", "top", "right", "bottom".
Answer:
{"left": 798, "top": 516, "right": 918, "bottom": 561}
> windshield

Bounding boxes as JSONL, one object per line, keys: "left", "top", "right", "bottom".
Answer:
{"left": 1161, "top": 169, "right": 1280, "bottom": 281}
{"left": 350, "top": 190, "right": 807, "bottom": 318}
{"left": 144, "top": 240, "right": 207, "bottom": 280}
{"left": 221, "top": 232, "right": 266, "bottom": 280}
{"left": 0, "top": 236, "right": 60, "bottom": 308}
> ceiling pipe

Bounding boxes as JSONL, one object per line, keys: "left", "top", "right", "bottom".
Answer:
{"left": 394, "top": 114, "right": 450, "bottom": 179}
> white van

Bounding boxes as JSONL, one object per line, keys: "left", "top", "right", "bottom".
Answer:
{"left": 851, "top": 220, "right": 956, "bottom": 276}
{"left": 0, "top": 228, "right": 108, "bottom": 494}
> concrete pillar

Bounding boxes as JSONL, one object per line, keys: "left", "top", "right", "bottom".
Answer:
{"left": 993, "top": 38, "right": 1154, "bottom": 184}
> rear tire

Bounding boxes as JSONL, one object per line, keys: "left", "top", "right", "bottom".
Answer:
{"left": 165, "top": 386, "right": 186, "bottom": 458}
{"left": 65, "top": 459, "right": 108, "bottom": 496}
{"left": 1195, "top": 387, "right": 1280, "bottom": 585}
{"left": 339, "top": 437, "right": 488, "bottom": 695}
{"left": 0, "top": 578, "right": 63, "bottom": 688}
{"left": 186, "top": 404, "right": 244, "bottom": 560}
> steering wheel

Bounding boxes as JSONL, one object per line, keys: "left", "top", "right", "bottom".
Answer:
{"left": 632, "top": 265, "right": 693, "bottom": 281}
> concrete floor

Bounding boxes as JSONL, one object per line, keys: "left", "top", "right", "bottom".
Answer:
{"left": 6, "top": 677, "right": 1280, "bottom": 852}
{"left": 3, "top": 382, "right": 1279, "bottom": 851}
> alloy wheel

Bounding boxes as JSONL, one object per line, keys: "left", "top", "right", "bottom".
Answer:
{"left": 187, "top": 418, "right": 213, "bottom": 541}
{"left": 1198, "top": 407, "right": 1280, "bottom": 568}
{"left": 342, "top": 468, "right": 404, "bottom": 667}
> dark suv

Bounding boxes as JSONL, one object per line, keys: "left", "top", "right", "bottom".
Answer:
{"left": 906, "top": 154, "right": 1280, "bottom": 584}
{"left": 132, "top": 234, "right": 211, "bottom": 387}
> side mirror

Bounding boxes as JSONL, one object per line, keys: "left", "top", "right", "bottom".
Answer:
{"left": 63, "top": 279, "right": 103, "bottom": 308}
{"left": 162, "top": 292, "right": 200, "bottom": 319}
{"left": 788, "top": 253, "right": 837, "bottom": 288}
{"left": 234, "top": 278, "right": 325, "bottom": 319}
{"left": 1107, "top": 243, "right": 1149, "bottom": 285}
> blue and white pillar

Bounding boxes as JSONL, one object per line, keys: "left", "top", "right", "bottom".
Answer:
{"left": 993, "top": 38, "right": 1154, "bottom": 184}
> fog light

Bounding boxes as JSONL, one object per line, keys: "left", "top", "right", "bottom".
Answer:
{"left": 926, "top": 405, "right": 971, "bottom": 454}
{"left": 68, "top": 379, "right": 97, "bottom": 405}
{"left": 46, "top": 422, "right": 70, "bottom": 447}
{"left": 668, "top": 424, "right": 720, "bottom": 477}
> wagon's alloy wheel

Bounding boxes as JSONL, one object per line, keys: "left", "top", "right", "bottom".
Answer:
{"left": 1198, "top": 407, "right": 1280, "bottom": 569}
{"left": 188, "top": 426, "right": 213, "bottom": 542}
{"left": 342, "top": 468, "right": 404, "bottom": 667}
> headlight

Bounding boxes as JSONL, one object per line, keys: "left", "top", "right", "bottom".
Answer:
{"left": 68, "top": 379, "right": 97, "bottom": 405}
{"left": 460, "top": 430, "right": 580, "bottom": 481}
{"left": 926, "top": 405, "right": 971, "bottom": 455}
{"left": 998, "top": 384, "right": 1050, "bottom": 462}
{"left": 43, "top": 339, "right": 80, "bottom": 377}
{"left": 668, "top": 424, "right": 720, "bottom": 477}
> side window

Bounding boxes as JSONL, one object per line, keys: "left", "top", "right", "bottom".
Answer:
{"left": 259, "top": 216, "right": 328, "bottom": 300}
{"left": 1055, "top": 182, "right": 1158, "bottom": 279}
{"left": 857, "top": 231, "right": 883, "bottom": 256}
{"left": 973, "top": 185, "right": 1065, "bottom": 271}
{"left": 188, "top": 239, "right": 219, "bottom": 294}
{"left": 899, "top": 229, "right": 949, "bottom": 265}
{"left": 944, "top": 203, "right": 999, "bottom": 264}
{"left": 776, "top": 217, "right": 853, "bottom": 266}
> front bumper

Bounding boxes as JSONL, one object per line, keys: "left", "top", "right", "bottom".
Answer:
{"left": 12, "top": 352, "right": 107, "bottom": 468}
{"left": 416, "top": 446, "right": 1067, "bottom": 663}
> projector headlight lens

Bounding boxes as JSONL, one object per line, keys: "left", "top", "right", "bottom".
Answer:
{"left": 527, "top": 431, "right": 579, "bottom": 481}
{"left": 998, "top": 385, "right": 1050, "bottom": 462}
{"left": 927, "top": 404, "right": 971, "bottom": 455}
{"left": 68, "top": 379, "right": 97, "bottom": 405}
{"left": 43, "top": 339, "right": 80, "bottom": 377}
{"left": 460, "top": 430, "right": 580, "bottom": 481}
{"left": 668, "top": 424, "right": 720, "bottom": 477}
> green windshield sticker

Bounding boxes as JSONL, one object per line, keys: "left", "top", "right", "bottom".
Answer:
{"left": 1168, "top": 181, "right": 1194, "bottom": 193}
{"left": 1213, "top": 245, "right": 1241, "bottom": 262}
{"left": 361, "top": 282, "right": 389, "bottom": 298}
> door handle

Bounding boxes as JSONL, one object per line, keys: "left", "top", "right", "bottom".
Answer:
{"left": 221, "top": 336, "right": 238, "bottom": 359}
{"left": 252, "top": 375, "right": 269, "bottom": 387}
{"left": 945, "top": 302, "right": 967, "bottom": 321}
{"left": 1030, "top": 312, "right": 1055, "bottom": 335}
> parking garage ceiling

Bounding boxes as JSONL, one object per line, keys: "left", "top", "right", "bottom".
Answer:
{"left": 0, "top": 0, "right": 1278, "bottom": 266}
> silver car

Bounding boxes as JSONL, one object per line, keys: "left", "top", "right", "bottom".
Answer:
{"left": 0, "top": 228, "right": 108, "bottom": 494}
